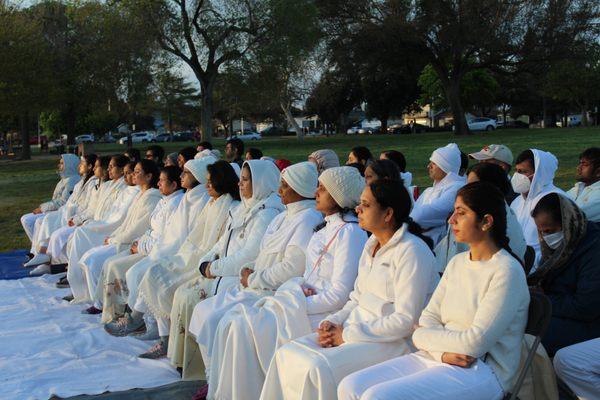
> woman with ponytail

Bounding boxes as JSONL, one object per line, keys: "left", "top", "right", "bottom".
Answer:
{"left": 339, "top": 181, "right": 529, "bottom": 400}
{"left": 260, "top": 179, "right": 438, "bottom": 400}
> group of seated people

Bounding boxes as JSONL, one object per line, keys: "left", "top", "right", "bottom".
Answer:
{"left": 18, "top": 137, "right": 600, "bottom": 400}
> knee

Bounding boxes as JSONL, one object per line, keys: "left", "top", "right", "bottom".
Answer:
{"left": 553, "top": 347, "right": 575, "bottom": 379}
{"left": 338, "top": 374, "right": 368, "bottom": 400}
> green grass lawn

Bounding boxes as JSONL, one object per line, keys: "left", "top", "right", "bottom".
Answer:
{"left": 1, "top": 126, "right": 598, "bottom": 252}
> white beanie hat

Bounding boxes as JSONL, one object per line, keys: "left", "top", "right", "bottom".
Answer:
{"left": 430, "top": 143, "right": 461, "bottom": 174}
{"left": 319, "top": 166, "right": 364, "bottom": 209}
{"left": 281, "top": 161, "right": 318, "bottom": 198}
{"left": 195, "top": 149, "right": 221, "bottom": 160}
{"left": 184, "top": 156, "right": 217, "bottom": 184}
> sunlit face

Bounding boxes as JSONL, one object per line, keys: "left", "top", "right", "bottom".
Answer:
{"left": 164, "top": 157, "right": 175, "bottom": 167}
{"left": 180, "top": 168, "right": 198, "bottom": 190}
{"left": 379, "top": 153, "right": 388, "bottom": 161}
{"left": 58, "top": 158, "right": 65, "bottom": 172}
{"left": 239, "top": 166, "right": 253, "bottom": 199}
{"left": 109, "top": 159, "right": 124, "bottom": 180}
{"left": 124, "top": 164, "right": 135, "bottom": 185}
{"left": 177, "top": 154, "right": 186, "bottom": 169}
{"left": 534, "top": 212, "right": 562, "bottom": 236}
{"left": 78, "top": 159, "right": 87, "bottom": 176}
{"left": 364, "top": 165, "right": 379, "bottom": 186}
{"left": 428, "top": 161, "right": 447, "bottom": 182}
{"left": 347, "top": 151, "right": 359, "bottom": 165}
{"left": 133, "top": 163, "right": 151, "bottom": 186}
{"left": 205, "top": 172, "right": 220, "bottom": 199}
{"left": 278, "top": 178, "right": 303, "bottom": 206}
{"left": 145, "top": 151, "right": 155, "bottom": 161}
{"left": 576, "top": 157, "right": 600, "bottom": 185}
{"left": 94, "top": 160, "right": 103, "bottom": 179}
{"left": 245, "top": 152, "right": 253, "bottom": 161}
{"left": 315, "top": 181, "right": 339, "bottom": 215}
{"left": 466, "top": 171, "right": 479, "bottom": 184}
{"left": 158, "top": 171, "right": 177, "bottom": 196}
{"left": 356, "top": 186, "right": 391, "bottom": 233}
{"left": 225, "top": 143, "right": 236, "bottom": 159}
{"left": 448, "top": 196, "right": 491, "bottom": 244}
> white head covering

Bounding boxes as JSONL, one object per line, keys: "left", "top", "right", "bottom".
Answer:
{"left": 229, "top": 162, "right": 241, "bottom": 178}
{"left": 261, "top": 156, "right": 276, "bottom": 163}
{"left": 309, "top": 149, "right": 340, "bottom": 175}
{"left": 242, "top": 160, "right": 281, "bottom": 209}
{"left": 319, "top": 166, "right": 364, "bottom": 209}
{"left": 529, "top": 149, "right": 559, "bottom": 200}
{"left": 61, "top": 153, "right": 80, "bottom": 178}
{"left": 184, "top": 156, "right": 217, "bottom": 185}
{"left": 430, "top": 143, "right": 461, "bottom": 175}
{"left": 281, "top": 161, "right": 318, "bottom": 199}
{"left": 194, "top": 149, "right": 221, "bottom": 160}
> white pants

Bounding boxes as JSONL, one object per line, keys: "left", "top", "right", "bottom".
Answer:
{"left": 21, "top": 212, "right": 44, "bottom": 243}
{"left": 48, "top": 226, "right": 75, "bottom": 264}
{"left": 80, "top": 244, "right": 118, "bottom": 307}
{"left": 125, "top": 257, "right": 154, "bottom": 307}
{"left": 338, "top": 351, "right": 504, "bottom": 400}
{"left": 554, "top": 338, "right": 600, "bottom": 400}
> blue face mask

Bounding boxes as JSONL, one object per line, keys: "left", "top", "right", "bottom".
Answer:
{"left": 542, "top": 231, "right": 564, "bottom": 250}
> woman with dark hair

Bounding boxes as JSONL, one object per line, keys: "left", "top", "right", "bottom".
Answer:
{"left": 125, "top": 148, "right": 141, "bottom": 163}
{"left": 433, "top": 162, "right": 528, "bottom": 274}
{"left": 146, "top": 145, "right": 165, "bottom": 165}
{"left": 380, "top": 150, "right": 417, "bottom": 201}
{"left": 178, "top": 146, "right": 198, "bottom": 168}
{"left": 26, "top": 154, "right": 100, "bottom": 270}
{"left": 262, "top": 178, "right": 437, "bottom": 400}
{"left": 526, "top": 193, "right": 600, "bottom": 356}
{"left": 98, "top": 165, "right": 185, "bottom": 324}
{"left": 339, "top": 181, "right": 529, "bottom": 400}
{"left": 364, "top": 159, "right": 400, "bottom": 185}
{"left": 75, "top": 159, "right": 163, "bottom": 314}
{"left": 347, "top": 146, "right": 373, "bottom": 167}
{"left": 197, "top": 166, "right": 367, "bottom": 400}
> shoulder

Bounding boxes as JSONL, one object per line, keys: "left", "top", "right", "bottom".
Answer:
{"left": 338, "top": 221, "right": 367, "bottom": 243}
{"left": 397, "top": 231, "right": 435, "bottom": 259}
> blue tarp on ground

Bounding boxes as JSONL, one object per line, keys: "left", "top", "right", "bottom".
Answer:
{"left": 0, "top": 250, "right": 31, "bottom": 280}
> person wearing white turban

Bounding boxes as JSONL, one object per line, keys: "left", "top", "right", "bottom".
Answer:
{"left": 189, "top": 161, "right": 323, "bottom": 382}
{"left": 309, "top": 149, "right": 340, "bottom": 175}
{"left": 191, "top": 166, "right": 368, "bottom": 400}
{"left": 21, "top": 153, "right": 81, "bottom": 252}
{"left": 410, "top": 143, "right": 466, "bottom": 246}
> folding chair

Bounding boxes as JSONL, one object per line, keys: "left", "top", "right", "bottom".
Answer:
{"left": 503, "top": 290, "right": 552, "bottom": 400}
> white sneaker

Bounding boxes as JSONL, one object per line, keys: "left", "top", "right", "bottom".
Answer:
{"left": 24, "top": 253, "right": 50, "bottom": 268}
{"left": 29, "top": 264, "right": 51, "bottom": 276}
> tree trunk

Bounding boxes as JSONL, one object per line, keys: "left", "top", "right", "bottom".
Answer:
{"left": 200, "top": 76, "right": 216, "bottom": 142}
{"left": 582, "top": 100, "right": 589, "bottom": 127}
{"left": 445, "top": 79, "right": 469, "bottom": 135}
{"left": 281, "top": 101, "right": 303, "bottom": 139}
{"left": 65, "top": 103, "right": 76, "bottom": 145}
{"left": 379, "top": 114, "right": 388, "bottom": 135}
{"left": 20, "top": 112, "right": 31, "bottom": 160}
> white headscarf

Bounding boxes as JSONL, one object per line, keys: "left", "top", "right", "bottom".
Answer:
{"left": 184, "top": 156, "right": 218, "bottom": 185}
{"left": 319, "top": 166, "right": 364, "bottom": 209}
{"left": 61, "top": 154, "right": 80, "bottom": 178}
{"left": 241, "top": 160, "right": 282, "bottom": 210}
{"left": 430, "top": 143, "right": 461, "bottom": 175}
{"left": 281, "top": 161, "right": 318, "bottom": 199}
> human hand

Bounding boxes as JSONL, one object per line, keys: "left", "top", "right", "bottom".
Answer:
{"left": 205, "top": 263, "right": 215, "bottom": 279}
{"left": 240, "top": 267, "right": 254, "bottom": 288}
{"left": 318, "top": 322, "right": 344, "bottom": 348}
{"left": 103, "top": 237, "right": 109, "bottom": 245}
{"left": 130, "top": 241, "right": 138, "bottom": 254}
{"left": 33, "top": 208, "right": 42, "bottom": 214}
{"left": 302, "top": 285, "right": 316, "bottom": 297}
{"left": 441, "top": 352, "right": 476, "bottom": 368}
{"left": 68, "top": 218, "right": 75, "bottom": 227}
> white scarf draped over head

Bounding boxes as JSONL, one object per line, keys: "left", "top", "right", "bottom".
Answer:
{"left": 281, "top": 161, "right": 318, "bottom": 199}
{"left": 60, "top": 153, "right": 81, "bottom": 179}
{"left": 184, "top": 156, "right": 218, "bottom": 185}
{"left": 430, "top": 143, "right": 461, "bottom": 175}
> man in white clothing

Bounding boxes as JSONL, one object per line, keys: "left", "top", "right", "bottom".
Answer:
{"left": 468, "top": 144, "right": 517, "bottom": 203}
{"left": 410, "top": 143, "right": 466, "bottom": 246}
{"left": 553, "top": 338, "right": 600, "bottom": 399}
{"left": 510, "top": 149, "right": 565, "bottom": 269}
{"left": 567, "top": 147, "right": 600, "bottom": 222}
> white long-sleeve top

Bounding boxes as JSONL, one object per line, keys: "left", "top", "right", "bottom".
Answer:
{"left": 107, "top": 188, "right": 162, "bottom": 252}
{"left": 82, "top": 179, "right": 139, "bottom": 235}
{"left": 410, "top": 172, "right": 465, "bottom": 246}
{"left": 63, "top": 176, "right": 99, "bottom": 222}
{"left": 136, "top": 190, "right": 183, "bottom": 255}
{"left": 412, "top": 249, "right": 530, "bottom": 392}
{"left": 302, "top": 213, "right": 368, "bottom": 321}
{"left": 246, "top": 200, "right": 323, "bottom": 292}
{"left": 71, "top": 179, "right": 112, "bottom": 225}
{"left": 325, "top": 224, "right": 438, "bottom": 344}
{"left": 567, "top": 180, "right": 600, "bottom": 222}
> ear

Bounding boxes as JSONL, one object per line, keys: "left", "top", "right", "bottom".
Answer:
{"left": 384, "top": 207, "right": 394, "bottom": 225}
{"left": 481, "top": 214, "right": 494, "bottom": 232}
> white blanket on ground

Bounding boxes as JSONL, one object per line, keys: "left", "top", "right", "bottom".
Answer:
{"left": 0, "top": 275, "right": 180, "bottom": 400}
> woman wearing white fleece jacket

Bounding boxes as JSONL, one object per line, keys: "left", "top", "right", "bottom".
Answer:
{"left": 339, "top": 181, "right": 529, "bottom": 400}
{"left": 261, "top": 179, "right": 437, "bottom": 400}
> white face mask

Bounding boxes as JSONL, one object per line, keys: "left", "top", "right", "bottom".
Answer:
{"left": 542, "top": 231, "right": 564, "bottom": 250}
{"left": 511, "top": 172, "right": 531, "bottom": 194}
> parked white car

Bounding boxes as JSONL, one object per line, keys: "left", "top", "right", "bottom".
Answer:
{"left": 75, "top": 134, "right": 94, "bottom": 144}
{"left": 346, "top": 126, "right": 361, "bottom": 135}
{"left": 468, "top": 117, "right": 497, "bottom": 131}
{"left": 118, "top": 131, "right": 155, "bottom": 144}
{"left": 233, "top": 131, "right": 261, "bottom": 140}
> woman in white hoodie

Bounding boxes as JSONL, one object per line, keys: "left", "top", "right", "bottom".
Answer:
{"left": 193, "top": 166, "right": 368, "bottom": 400}
{"left": 98, "top": 165, "right": 184, "bottom": 323}
{"left": 25, "top": 154, "right": 99, "bottom": 273}
{"left": 338, "top": 182, "right": 529, "bottom": 400}
{"left": 66, "top": 155, "right": 139, "bottom": 302}
{"left": 260, "top": 179, "right": 438, "bottom": 400}
{"left": 21, "top": 153, "right": 81, "bottom": 250}
{"left": 189, "top": 162, "right": 323, "bottom": 383}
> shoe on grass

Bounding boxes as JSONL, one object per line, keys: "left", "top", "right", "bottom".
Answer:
{"left": 130, "top": 320, "right": 159, "bottom": 341}
{"left": 29, "top": 264, "right": 51, "bottom": 276}
{"left": 81, "top": 305, "right": 102, "bottom": 315}
{"left": 24, "top": 253, "right": 50, "bottom": 268}
{"left": 104, "top": 314, "right": 145, "bottom": 337}
{"left": 138, "top": 340, "right": 167, "bottom": 359}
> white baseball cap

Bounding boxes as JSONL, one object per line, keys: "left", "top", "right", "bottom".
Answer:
{"left": 468, "top": 144, "right": 513, "bottom": 165}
